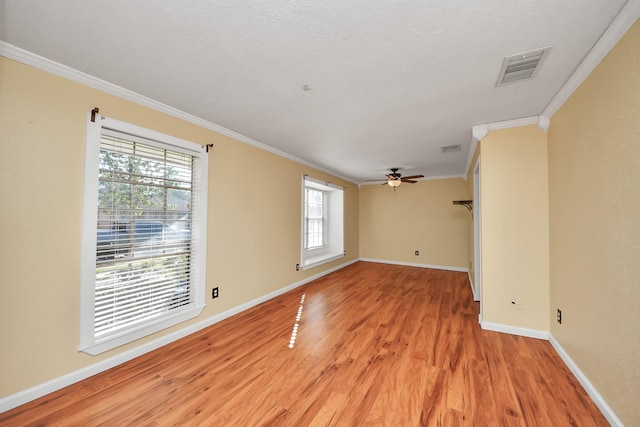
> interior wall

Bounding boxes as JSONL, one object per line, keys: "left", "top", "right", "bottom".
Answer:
{"left": 0, "top": 57, "right": 359, "bottom": 398}
{"left": 547, "top": 19, "right": 640, "bottom": 426}
{"left": 359, "top": 178, "right": 470, "bottom": 269}
{"left": 480, "top": 125, "right": 550, "bottom": 331}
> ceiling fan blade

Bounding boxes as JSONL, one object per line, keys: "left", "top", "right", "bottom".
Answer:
{"left": 385, "top": 174, "right": 395, "bottom": 180}
{"left": 401, "top": 179, "right": 418, "bottom": 183}
{"left": 401, "top": 175, "right": 424, "bottom": 180}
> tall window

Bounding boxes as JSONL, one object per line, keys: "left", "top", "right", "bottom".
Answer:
{"left": 304, "top": 188, "right": 326, "bottom": 249}
{"left": 301, "top": 176, "right": 344, "bottom": 269}
{"left": 80, "top": 113, "right": 208, "bottom": 355}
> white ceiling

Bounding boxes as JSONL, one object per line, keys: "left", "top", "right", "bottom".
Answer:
{"left": 0, "top": 0, "right": 629, "bottom": 183}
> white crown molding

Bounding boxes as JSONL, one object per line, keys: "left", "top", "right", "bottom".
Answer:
{"left": 542, "top": 0, "right": 640, "bottom": 121}
{"left": 487, "top": 116, "right": 540, "bottom": 131}
{"left": 0, "top": 258, "right": 359, "bottom": 413}
{"left": 472, "top": 124, "right": 489, "bottom": 140}
{"left": 420, "top": 173, "right": 465, "bottom": 181}
{"left": 0, "top": 41, "right": 357, "bottom": 185}
{"left": 549, "top": 334, "right": 623, "bottom": 426}
{"left": 537, "top": 115, "right": 550, "bottom": 132}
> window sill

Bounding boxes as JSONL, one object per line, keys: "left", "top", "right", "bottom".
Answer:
{"left": 79, "top": 304, "right": 204, "bottom": 355}
{"left": 302, "top": 252, "right": 344, "bottom": 270}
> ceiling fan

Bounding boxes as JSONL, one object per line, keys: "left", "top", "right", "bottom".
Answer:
{"left": 384, "top": 168, "right": 424, "bottom": 187}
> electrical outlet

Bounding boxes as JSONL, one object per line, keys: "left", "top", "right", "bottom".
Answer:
{"left": 415, "top": 250, "right": 419, "bottom": 256}
{"left": 296, "top": 263, "right": 300, "bottom": 271}
{"left": 212, "top": 287, "right": 219, "bottom": 299}
{"left": 557, "top": 308, "right": 562, "bottom": 324}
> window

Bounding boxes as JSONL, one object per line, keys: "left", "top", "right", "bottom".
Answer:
{"left": 80, "top": 113, "right": 208, "bottom": 355}
{"left": 301, "top": 176, "right": 344, "bottom": 269}
{"left": 304, "top": 188, "right": 326, "bottom": 249}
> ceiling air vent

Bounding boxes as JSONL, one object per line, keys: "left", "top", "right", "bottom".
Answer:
{"left": 441, "top": 144, "right": 461, "bottom": 153}
{"left": 496, "top": 47, "right": 551, "bottom": 86}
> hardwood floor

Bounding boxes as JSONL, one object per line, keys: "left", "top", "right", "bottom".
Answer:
{"left": 1, "top": 262, "right": 608, "bottom": 426}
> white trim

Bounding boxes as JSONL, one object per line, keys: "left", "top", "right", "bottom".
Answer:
{"left": 487, "top": 116, "right": 539, "bottom": 131}
{"left": 473, "top": 156, "right": 482, "bottom": 309}
{"left": 480, "top": 321, "right": 550, "bottom": 340}
{"left": 0, "top": 41, "right": 357, "bottom": 185}
{"left": 463, "top": 125, "right": 488, "bottom": 180}
{"left": 415, "top": 174, "right": 465, "bottom": 181}
{"left": 472, "top": 124, "right": 489, "bottom": 141}
{"left": 302, "top": 253, "right": 345, "bottom": 270}
{"left": 537, "top": 115, "right": 550, "bottom": 132}
{"left": 548, "top": 334, "right": 623, "bottom": 427}
{"left": 542, "top": 0, "right": 640, "bottom": 121}
{"left": 359, "top": 258, "right": 468, "bottom": 273}
{"left": 303, "top": 175, "right": 343, "bottom": 191}
{"left": 79, "top": 113, "right": 101, "bottom": 348}
{"left": 0, "top": 258, "right": 359, "bottom": 413}
{"left": 101, "top": 116, "right": 203, "bottom": 154}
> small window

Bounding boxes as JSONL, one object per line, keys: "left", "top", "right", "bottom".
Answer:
{"left": 80, "top": 113, "right": 208, "bottom": 355}
{"left": 301, "top": 177, "right": 344, "bottom": 269}
{"left": 304, "top": 188, "right": 326, "bottom": 249}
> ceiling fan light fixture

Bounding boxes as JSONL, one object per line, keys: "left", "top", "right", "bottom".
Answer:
{"left": 388, "top": 179, "right": 401, "bottom": 187}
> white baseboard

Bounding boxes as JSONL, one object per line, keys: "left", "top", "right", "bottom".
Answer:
{"left": 359, "top": 258, "right": 469, "bottom": 273}
{"left": 548, "top": 334, "right": 623, "bottom": 427}
{"left": 0, "top": 258, "right": 358, "bottom": 413}
{"left": 482, "top": 323, "right": 621, "bottom": 423}
{"left": 480, "top": 321, "right": 550, "bottom": 340}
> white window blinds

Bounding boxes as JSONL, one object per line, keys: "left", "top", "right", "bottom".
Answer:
{"left": 304, "top": 187, "right": 326, "bottom": 249}
{"left": 80, "top": 114, "right": 207, "bottom": 355}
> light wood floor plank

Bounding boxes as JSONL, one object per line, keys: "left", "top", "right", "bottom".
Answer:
{"left": 0, "top": 262, "right": 609, "bottom": 426}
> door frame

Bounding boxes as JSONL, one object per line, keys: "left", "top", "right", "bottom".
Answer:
{"left": 473, "top": 156, "right": 483, "bottom": 322}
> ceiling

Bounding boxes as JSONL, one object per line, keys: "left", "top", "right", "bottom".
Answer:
{"left": 0, "top": 0, "right": 629, "bottom": 183}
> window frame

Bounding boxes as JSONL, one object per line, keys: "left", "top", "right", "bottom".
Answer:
{"left": 301, "top": 176, "right": 344, "bottom": 270}
{"left": 303, "top": 187, "right": 328, "bottom": 250}
{"left": 79, "top": 113, "right": 208, "bottom": 355}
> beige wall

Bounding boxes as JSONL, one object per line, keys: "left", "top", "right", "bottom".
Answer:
{"left": 359, "top": 178, "right": 470, "bottom": 269}
{"left": 0, "top": 57, "right": 359, "bottom": 397}
{"left": 5, "top": 21, "right": 638, "bottom": 425}
{"left": 548, "top": 20, "right": 640, "bottom": 425}
{"left": 480, "top": 125, "right": 550, "bottom": 331}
